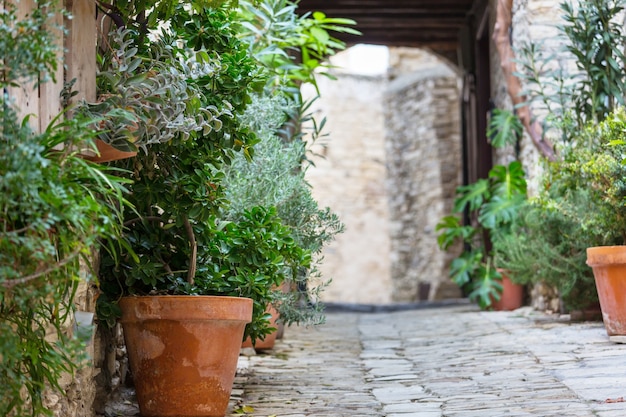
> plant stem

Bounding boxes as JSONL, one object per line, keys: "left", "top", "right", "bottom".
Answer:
{"left": 183, "top": 216, "right": 196, "bottom": 285}
{"left": 123, "top": 216, "right": 164, "bottom": 227}
{"left": 2, "top": 248, "right": 82, "bottom": 288}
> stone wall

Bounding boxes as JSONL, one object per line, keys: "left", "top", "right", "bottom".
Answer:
{"left": 384, "top": 65, "right": 463, "bottom": 302}
{"left": 41, "top": 260, "right": 130, "bottom": 417}
{"left": 490, "top": 0, "right": 569, "bottom": 312}
{"left": 304, "top": 71, "right": 394, "bottom": 305}
{"left": 304, "top": 47, "right": 464, "bottom": 304}
{"left": 492, "top": 0, "right": 564, "bottom": 192}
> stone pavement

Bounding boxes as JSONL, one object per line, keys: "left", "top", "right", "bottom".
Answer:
{"left": 229, "top": 304, "right": 626, "bottom": 417}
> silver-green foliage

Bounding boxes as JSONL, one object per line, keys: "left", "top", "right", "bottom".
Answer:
{"left": 516, "top": 0, "right": 626, "bottom": 144}
{"left": 78, "top": 28, "right": 226, "bottom": 152}
{"left": 223, "top": 93, "right": 344, "bottom": 325}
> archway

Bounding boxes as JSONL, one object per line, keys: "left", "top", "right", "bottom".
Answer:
{"left": 303, "top": 45, "right": 463, "bottom": 304}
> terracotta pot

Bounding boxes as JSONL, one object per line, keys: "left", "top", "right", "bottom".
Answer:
{"left": 85, "top": 140, "right": 137, "bottom": 163}
{"left": 586, "top": 246, "right": 626, "bottom": 336}
{"left": 119, "top": 295, "right": 252, "bottom": 417}
{"left": 491, "top": 271, "right": 524, "bottom": 311}
{"left": 241, "top": 303, "right": 279, "bottom": 350}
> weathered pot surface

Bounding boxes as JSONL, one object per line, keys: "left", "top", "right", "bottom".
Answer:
{"left": 119, "top": 295, "right": 252, "bottom": 417}
{"left": 587, "top": 246, "right": 626, "bottom": 336}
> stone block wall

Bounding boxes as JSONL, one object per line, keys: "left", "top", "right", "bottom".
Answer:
{"left": 42, "top": 260, "right": 129, "bottom": 417}
{"left": 42, "top": 280, "right": 99, "bottom": 417}
{"left": 304, "top": 72, "right": 394, "bottom": 304}
{"left": 304, "top": 47, "right": 464, "bottom": 304}
{"left": 384, "top": 65, "right": 463, "bottom": 302}
{"left": 491, "top": 0, "right": 570, "bottom": 312}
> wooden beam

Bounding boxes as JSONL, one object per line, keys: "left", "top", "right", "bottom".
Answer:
{"left": 8, "top": 0, "right": 39, "bottom": 130}
{"left": 297, "top": 0, "right": 474, "bottom": 53}
{"left": 39, "top": 4, "right": 64, "bottom": 132}
{"left": 65, "top": 0, "right": 97, "bottom": 103}
{"left": 299, "top": 0, "right": 473, "bottom": 8}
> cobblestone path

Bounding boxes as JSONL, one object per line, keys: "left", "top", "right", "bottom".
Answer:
{"left": 231, "top": 305, "right": 626, "bottom": 417}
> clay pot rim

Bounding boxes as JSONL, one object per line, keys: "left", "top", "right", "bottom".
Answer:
{"left": 121, "top": 294, "right": 248, "bottom": 301}
{"left": 119, "top": 294, "right": 253, "bottom": 323}
{"left": 586, "top": 245, "right": 626, "bottom": 266}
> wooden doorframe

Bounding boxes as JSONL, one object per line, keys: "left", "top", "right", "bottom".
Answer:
{"left": 459, "top": 0, "right": 492, "bottom": 187}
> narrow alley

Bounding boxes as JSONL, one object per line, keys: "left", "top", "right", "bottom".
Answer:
{"left": 230, "top": 305, "right": 626, "bottom": 417}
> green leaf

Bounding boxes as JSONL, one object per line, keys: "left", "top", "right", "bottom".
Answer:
{"left": 312, "top": 11, "right": 326, "bottom": 21}
{"left": 469, "top": 266, "right": 503, "bottom": 309}
{"left": 487, "top": 108, "right": 523, "bottom": 148}
{"left": 309, "top": 26, "right": 330, "bottom": 44}
{"left": 478, "top": 194, "right": 526, "bottom": 230}
{"left": 453, "top": 179, "right": 490, "bottom": 213}
{"left": 435, "top": 215, "right": 475, "bottom": 250}
{"left": 449, "top": 251, "right": 482, "bottom": 286}
{"left": 489, "top": 161, "right": 527, "bottom": 198}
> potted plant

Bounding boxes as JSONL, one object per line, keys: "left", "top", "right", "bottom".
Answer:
{"left": 95, "top": 3, "right": 314, "bottom": 416}
{"left": 436, "top": 108, "right": 526, "bottom": 310}
{"left": 494, "top": 142, "right": 616, "bottom": 316}
{"left": 224, "top": 94, "right": 344, "bottom": 349}
{"left": 496, "top": 0, "right": 626, "bottom": 319}
{"left": 74, "top": 25, "right": 222, "bottom": 162}
{"left": 581, "top": 109, "right": 626, "bottom": 337}
{"left": 495, "top": 195, "right": 603, "bottom": 315}
{"left": 495, "top": 109, "right": 626, "bottom": 327}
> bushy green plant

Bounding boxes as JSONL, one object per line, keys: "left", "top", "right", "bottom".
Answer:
{"left": 437, "top": 109, "right": 526, "bottom": 309}
{"left": 495, "top": 195, "right": 601, "bottom": 310}
{"left": 95, "top": 0, "right": 353, "bottom": 342}
{"left": 100, "top": 204, "right": 311, "bottom": 340}
{"left": 223, "top": 94, "right": 344, "bottom": 326}
{"left": 0, "top": 3, "right": 131, "bottom": 415}
{"left": 497, "top": 109, "right": 626, "bottom": 309}
{"left": 517, "top": 0, "right": 626, "bottom": 145}
{"left": 0, "top": 111, "right": 130, "bottom": 416}
{"left": 217, "top": 0, "right": 352, "bottom": 327}
{"left": 500, "top": 0, "right": 626, "bottom": 310}
{"left": 95, "top": 3, "right": 306, "bottom": 342}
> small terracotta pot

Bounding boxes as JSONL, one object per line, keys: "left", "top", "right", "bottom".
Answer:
{"left": 85, "top": 140, "right": 137, "bottom": 163}
{"left": 241, "top": 303, "right": 279, "bottom": 350}
{"left": 491, "top": 271, "right": 524, "bottom": 311}
{"left": 587, "top": 246, "right": 626, "bottom": 336}
{"left": 119, "top": 295, "right": 252, "bottom": 417}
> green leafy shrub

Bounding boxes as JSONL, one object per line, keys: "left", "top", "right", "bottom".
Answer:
{"left": 0, "top": 2, "right": 131, "bottom": 415}
{"left": 223, "top": 94, "right": 344, "bottom": 326}
{"left": 495, "top": 0, "right": 626, "bottom": 310}
{"left": 437, "top": 109, "right": 526, "bottom": 309}
{"left": 0, "top": 102, "right": 130, "bottom": 417}
{"left": 95, "top": 3, "right": 299, "bottom": 342}
{"left": 95, "top": 0, "right": 353, "bottom": 342}
{"left": 497, "top": 109, "right": 626, "bottom": 310}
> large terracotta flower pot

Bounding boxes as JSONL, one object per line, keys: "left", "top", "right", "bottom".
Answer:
{"left": 586, "top": 246, "right": 626, "bottom": 336}
{"left": 119, "top": 295, "right": 252, "bottom": 417}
